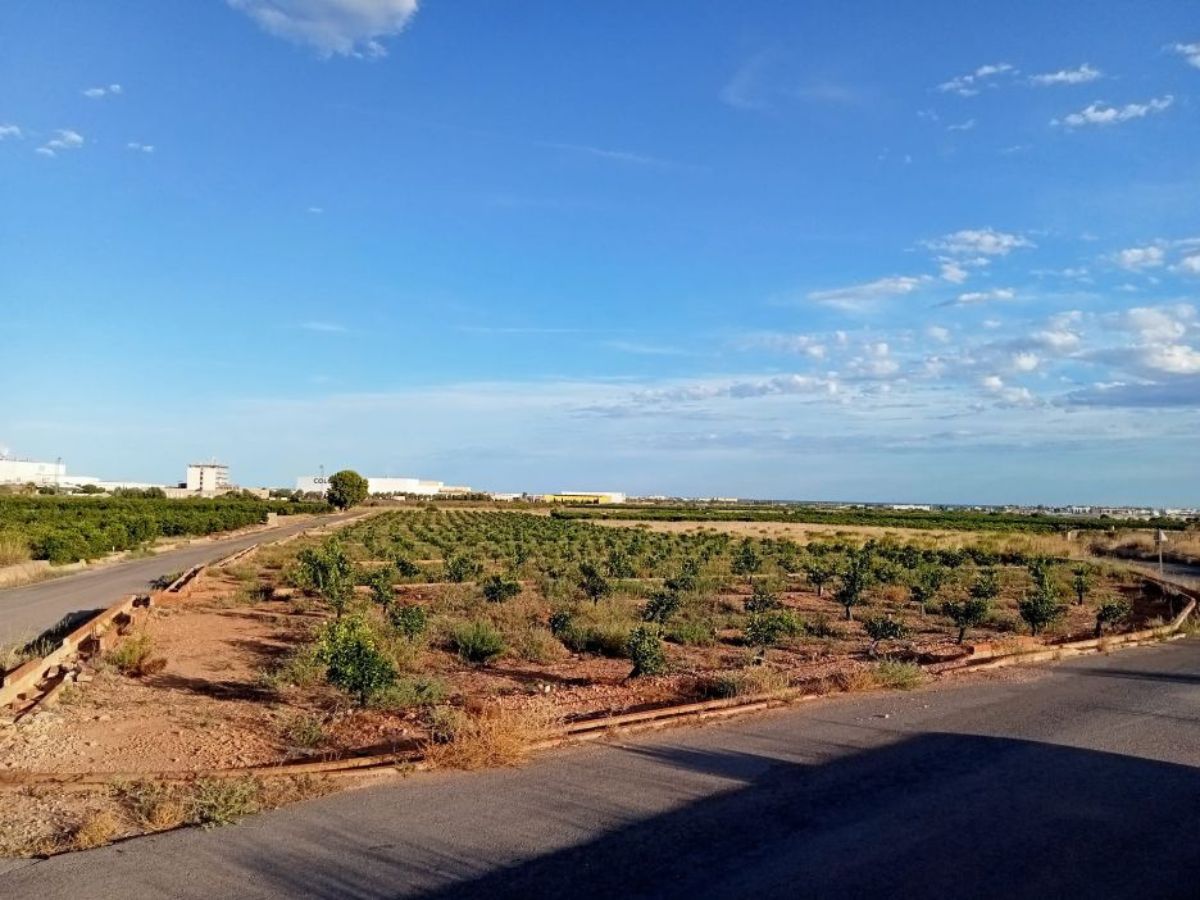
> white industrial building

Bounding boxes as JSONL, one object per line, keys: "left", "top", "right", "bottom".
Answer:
{"left": 0, "top": 455, "right": 67, "bottom": 487}
{"left": 186, "top": 462, "right": 230, "bottom": 493}
{"left": 296, "top": 474, "right": 470, "bottom": 497}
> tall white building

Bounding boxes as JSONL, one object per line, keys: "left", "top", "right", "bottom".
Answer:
{"left": 186, "top": 462, "right": 230, "bottom": 493}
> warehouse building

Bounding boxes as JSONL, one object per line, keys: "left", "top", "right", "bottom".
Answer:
{"left": 295, "top": 474, "right": 471, "bottom": 497}
{"left": 186, "top": 462, "right": 230, "bottom": 493}
{"left": 0, "top": 455, "right": 67, "bottom": 487}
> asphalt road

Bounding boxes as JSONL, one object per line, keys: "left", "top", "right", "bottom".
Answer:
{"left": 0, "top": 514, "right": 351, "bottom": 647}
{"left": 5, "top": 638, "right": 1200, "bottom": 898}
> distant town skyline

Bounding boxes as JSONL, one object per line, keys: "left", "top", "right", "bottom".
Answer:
{"left": 2, "top": 1, "right": 1198, "bottom": 506}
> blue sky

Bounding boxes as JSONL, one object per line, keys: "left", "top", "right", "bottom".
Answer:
{"left": 2, "top": 0, "right": 1199, "bottom": 504}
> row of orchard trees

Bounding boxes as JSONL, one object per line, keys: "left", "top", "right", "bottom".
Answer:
{"left": 286, "top": 513, "right": 1142, "bottom": 706}
{"left": 0, "top": 495, "right": 329, "bottom": 564}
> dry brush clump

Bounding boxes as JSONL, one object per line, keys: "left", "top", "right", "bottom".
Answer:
{"left": 423, "top": 704, "right": 559, "bottom": 771}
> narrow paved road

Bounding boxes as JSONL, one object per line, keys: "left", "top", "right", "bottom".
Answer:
{"left": 5, "top": 639, "right": 1200, "bottom": 898}
{"left": 0, "top": 513, "right": 353, "bottom": 646}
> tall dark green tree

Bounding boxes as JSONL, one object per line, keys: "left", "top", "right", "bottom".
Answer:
{"left": 326, "top": 470, "right": 369, "bottom": 509}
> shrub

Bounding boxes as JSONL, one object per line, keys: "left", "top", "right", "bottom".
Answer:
{"left": 805, "top": 615, "right": 844, "bottom": 639}
{"left": 577, "top": 562, "right": 611, "bottom": 604}
{"left": 547, "top": 608, "right": 574, "bottom": 636}
{"left": 365, "top": 566, "right": 396, "bottom": 609}
{"left": 424, "top": 706, "right": 554, "bottom": 770}
{"left": 450, "top": 620, "right": 506, "bottom": 665}
{"left": 803, "top": 560, "right": 834, "bottom": 597}
{"left": 1018, "top": 586, "right": 1065, "bottom": 636}
{"left": 642, "top": 590, "right": 681, "bottom": 624}
{"left": 872, "top": 660, "right": 926, "bottom": 690}
{"left": 560, "top": 622, "right": 630, "bottom": 658}
{"left": 189, "top": 777, "right": 261, "bottom": 828}
{"left": 744, "top": 581, "right": 781, "bottom": 613}
{"left": 388, "top": 603, "right": 429, "bottom": 640}
{"left": 863, "top": 615, "right": 908, "bottom": 654}
{"left": 666, "top": 620, "right": 717, "bottom": 647}
{"left": 744, "top": 610, "right": 803, "bottom": 648}
{"left": 0, "top": 532, "right": 30, "bottom": 566}
{"left": 394, "top": 555, "right": 422, "bottom": 578}
{"left": 512, "top": 626, "right": 568, "bottom": 664}
{"left": 70, "top": 811, "right": 121, "bottom": 850}
{"left": 941, "top": 597, "right": 991, "bottom": 644}
{"left": 281, "top": 713, "right": 326, "bottom": 749}
{"left": 481, "top": 574, "right": 521, "bottom": 603}
{"left": 445, "top": 553, "right": 482, "bottom": 583}
{"left": 1095, "top": 598, "right": 1132, "bottom": 637}
{"left": 626, "top": 625, "right": 667, "bottom": 677}
{"left": 731, "top": 539, "right": 762, "bottom": 581}
{"left": 372, "top": 675, "right": 448, "bottom": 710}
{"left": 834, "top": 545, "right": 874, "bottom": 621}
{"left": 315, "top": 616, "right": 397, "bottom": 704}
{"left": 106, "top": 632, "right": 167, "bottom": 677}
{"left": 698, "top": 667, "right": 789, "bottom": 698}
{"left": 295, "top": 539, "right": 354, "bottom": 616}
{"left": 115, "top": 781, "right": 187, "bottom": 831}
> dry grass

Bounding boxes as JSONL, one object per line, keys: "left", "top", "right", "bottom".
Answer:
{"left": 0, "top": 532, "right": 31, "bottom": 566}
{"left": 424, "top": 704, "right": 558, "bottom": 770}
{"left": 698, "top": 666, "right": 791, "bottom": 698}
{"left": 105, "top": 631, "right": 167, "bottom": 677}
{"left": 70, "top": 810, "right": 122, "bottom": 850}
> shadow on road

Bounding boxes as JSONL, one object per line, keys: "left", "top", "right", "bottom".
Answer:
{"left": 402, "top": 733, "right": 1200, "bottom": 900}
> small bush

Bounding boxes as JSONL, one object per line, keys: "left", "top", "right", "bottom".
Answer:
{"left": 189, "top": 777, "right": 260, "bottom": 828}
{"left": 281, "top": 713, "right": 327, "bottom": 749}
{"left": 547, "top": 608, "right": 574, "bottom": 636}
{"left": 106, "top": 632, "right": 167, "bottom": 677}
{"left": 805, "top": 615, "right": 844, "bottom": 639}
{"left": 698, "top": 667, "right": 789, "bottom": 698}
{"left": 873, "top": 660, "right": 926, "bottom": 690}
{"left": 666, "top": 620, "right": 717, "bottom": 647}
{"left": 372, "top": 675, "right": 448, "bottom": 710}
{"left": 115, "top": 781, "right": 186, "bottom": 832}
{"left": 388, "top": 603, "right": 429, "bottom": 640}
{"left": 423, "top": 706, "right": 554, "bottom": 770}
{"left": 259, "top": 645, "right": 324, "bottom": 692}
{"left": 512, "top": 626, "right": 568, "bottom": 664}
{"left": 426, "top": 705, "right": 469, "bottom": 744}
{"left": 863, "top": 615, "right": 908, "bottom": 654}
{"left": 0, "top": 532, "right": 31, "bottom": 566}
{"left": 560, "top": 622, "right": 630, "bottom": 658}
{"left": 626, "top": 625, "right": 667, "bottom": 678}
{"left": 642, "top": 590, "right": 681, "bottom": 625}
{"left": 450, "top": 620, "right": 506, "bottom": 665}
{"left": 444, "top": 553, "right": 482, "bottom": 583}
{"left": 1095, "top": 598, "right": 1132, "bottom": 637}
{"left": 744, "top": 610, "right": 803, "bottom": 648}
{"left": 744, "top": 581, "right": 781, "bottom": 613}
{"left": 315, "top": 616, "right": 397, "bottom": 704}
{"left": 481, "top": 574, "right": 522, "bottom": 604}
{"left": 70, "top": 810, "right": 121, "bottom": 850}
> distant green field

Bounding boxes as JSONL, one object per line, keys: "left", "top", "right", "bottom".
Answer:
{"left": 0, "top": 496, "right": 330, "bottom": 564}
{"left": 549, "top": 504, "right": 1188, "bottom": 534}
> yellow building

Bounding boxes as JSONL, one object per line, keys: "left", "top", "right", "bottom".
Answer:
{"left": 542, "top": 491, "right": 626, "bottom": 505}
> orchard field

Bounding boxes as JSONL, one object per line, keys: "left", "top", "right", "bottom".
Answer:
{"left": 0, "top": 495, "right": 330, "bottom": 566}
{"left": 2, "top": 507, "right": 1185, "bottom": 855}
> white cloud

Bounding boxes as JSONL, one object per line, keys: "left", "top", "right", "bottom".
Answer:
{"left": 534, "top": 141, "right": 686, "bottom": 169}
{"left": 1140, "top": 344, "right": 1200, "bottom": 375}
{"left": 126, "top": 142, "right": 155, "bottom": 153}
{"left": 228, "top": 0, "right": 419, "bottom": 58}
{"left": 949, "top": 288, "right": 1016, "bottom": 306}
{"left": 307, "top": 206, "right": 324, "bottom": 214}
{"left": 946, "top": 118, "right": 976, "bottom": 132}
{"left": 1114, "top": 245, "right": 1165, "bottom": 271}
{"left": 36, "top": 129, "right": 84, "bottom": 157}
{"left": 926, "top": 325, "right": 951, "bottom": 343}
{"left": 1171, "top": 42, "right": 1200, "bottom": 69}
{"left": 1107, "top": 305, "right": 1195, "bottom": 343}
{"left": 939, "top": 261, "right": 969, "bottom": 284}
{"left": 1053, "top": 95, "right": 1174, "bottom": 128}
{"left": 747, "top": 333, "right": 828, "bottom": 359}
{"left": 1030, "top": 328, "right": 1081, "bottom": 352}
{"left": 0, "top": 124, "right": 22, "bottom": 140}
{"left": 807, "top": 275, "right": 928, "bottom": 311}
{"left": 938, "top": 63, "right": 1014, "bottom": 97}
{"left": 1011, "top": 352, "right": 1040, "bottom": 372}
{"left": 1172, "top": 254, "right": 1200, "bottom": 275}
{"left": 925, "top": 228, "right": 1034, "bottom": 258}
{"left": 981, "top": 374, "right": 1005, "bottom": 392}
{"left": 1029, "top": 64, "right": 1101, "bottom": 86}
{"left": 82, "top": 83, "right": 122, "bottom": 99}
